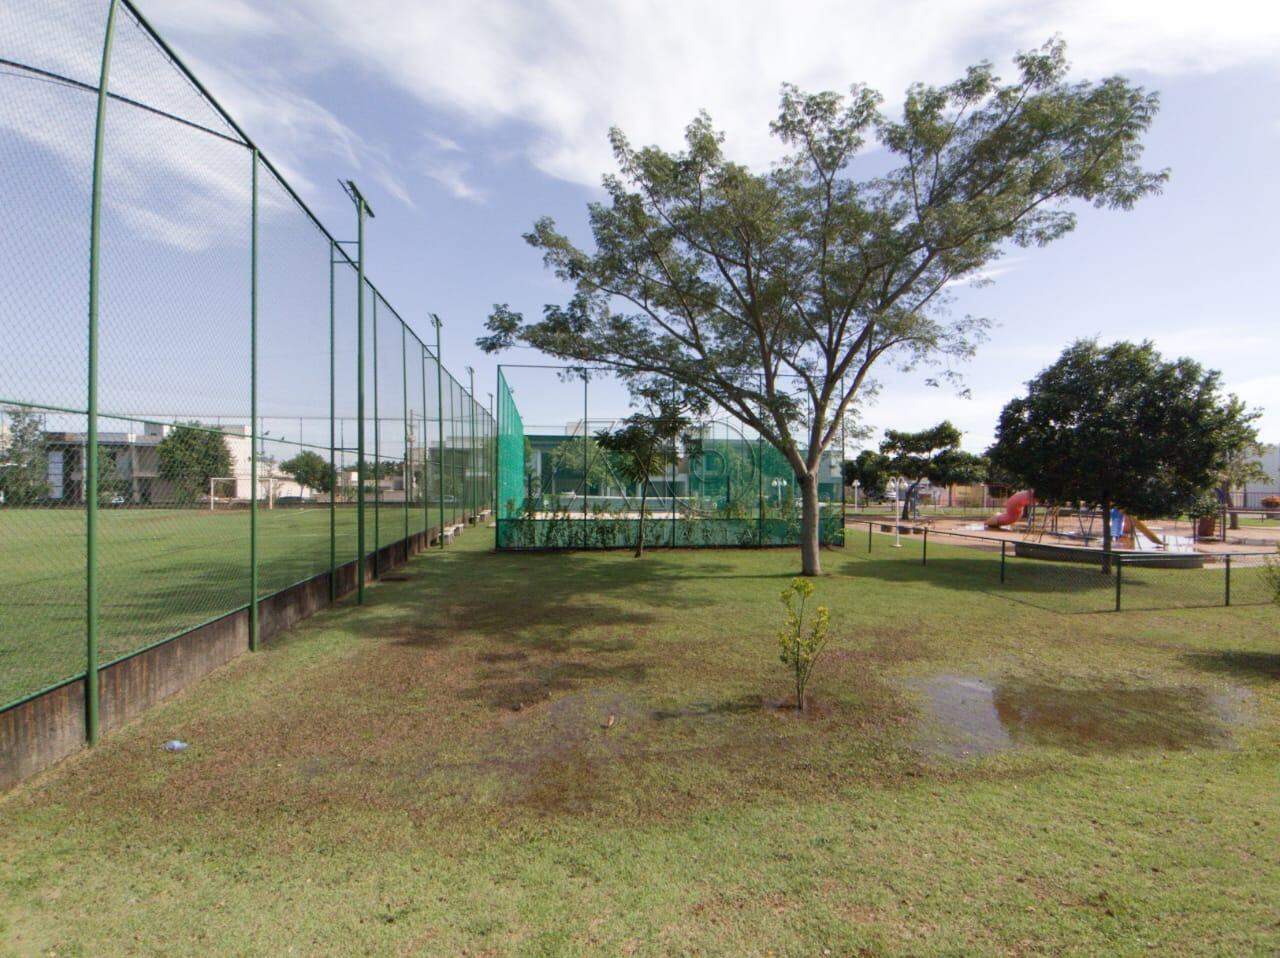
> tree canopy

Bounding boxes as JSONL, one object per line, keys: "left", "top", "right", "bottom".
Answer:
{"left": 280, "top": 450, "right": 331, "bottom": 494}
{"left": 880, "top": 421, "right": 985, "bottom": 517}
{"left": 843, "top": 449, "right": 890, "bottom": 501}
{"left": 478, "top": 39, "right": 1165, "bottom": 573}
{"left": 594, "top": 396, "right": 689, "bottom": 556}
{"left": 987, "top": 339, "right": 1261, "bottom": 553}
{"left": 157, "top": 423, "right": 232, "bottom": 503}
{"left": 547, "top": 436, "right": 615, "bottom": 495}
{"left": 0, "top": 407, "right": 49, "bottom": 506}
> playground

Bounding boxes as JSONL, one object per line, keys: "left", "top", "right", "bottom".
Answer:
{"left": 3, "top": 534, "right": 1277, "bottom": 955}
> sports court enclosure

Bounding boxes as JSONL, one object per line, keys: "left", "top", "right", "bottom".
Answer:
{"left": 494, "top": 364, "right": 846, "bottom": 550}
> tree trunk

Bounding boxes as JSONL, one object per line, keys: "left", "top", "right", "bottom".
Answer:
{"left": 901, "top": 479, "right": 922, "bottom": 520}
{"left": 799, "top": 470, "right": 822, "bottom": 576}
{"left": 634, "top": 483, "right": 647, "bottom": 558}
{"left": 1101, "top": 494, "right": 1113, "bottom": 575}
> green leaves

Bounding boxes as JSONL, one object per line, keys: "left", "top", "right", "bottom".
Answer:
{"left": 777, "top": 577, "right": 831, "bottom": 710}
{"left": 280, "top": 450, "right": 330, "bottom": 494}
{"left": 988, "top": 339, "right": 1263, "bottom": 516}
{"left": 156, "top": 423, "right": 232, "bottom": 502}
{"left": 478, "top": 39, "right": 1164, "bottom": 573}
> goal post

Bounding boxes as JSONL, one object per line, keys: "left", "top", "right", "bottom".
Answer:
{"left": 208, "top": 477, "right": 238, "bottom": 511}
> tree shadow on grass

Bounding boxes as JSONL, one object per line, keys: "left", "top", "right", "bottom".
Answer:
{"left": 837, "top": 553, "right": 1116, "bottom": 614}
{"left": 335, "top": 546, "right": 723, "bottom": 658}
{"left": 1181, "top": 650, "right": 1280, "bottom": 682}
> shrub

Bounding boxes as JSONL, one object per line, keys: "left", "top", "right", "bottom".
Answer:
{"left": 1263, "top": 549, "right": 1280, "bottom": 606}
{"left": 777, "top": 578, "right": 831, "bottom": 711}
{"left": 1261, "top": 495, "right": 1280, "bottom": 510}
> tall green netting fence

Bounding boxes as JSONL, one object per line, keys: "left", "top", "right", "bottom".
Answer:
{"left": 0, "top": 0, "right": 495, "bottom": 729}
{"left": 494, "top": 365, "right": 845, "bottom": 550}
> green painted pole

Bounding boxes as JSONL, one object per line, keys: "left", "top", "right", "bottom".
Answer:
{"left": 433, "top": 315, "right": 445, "bottom": 546}
{"left": 421, "top": 346, "right": 430, "bottom": 542}
{"left": 249, "top": 149, "right": 260, "bottom": 651}
{"left": 402, "top": 323, "right": 409, "bottom": 545}
{"left": 372, "top": 296, "right": 380, "bottom": 577}
{"left": 354, "top": 204, "right": 367, "bottom": 602}
{"left": 84, "top": 0, "right": 121, "bottom": 745}
{"left": 468, "top": 366, "right": 476, "bottom": 524}
{"left": 328, "top": 243, "right": 336, "bottom": 602}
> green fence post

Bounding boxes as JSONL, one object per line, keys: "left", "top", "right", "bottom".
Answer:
{"left": 1000, "top": 540, "right": 1007, "bottom": 583}
{"left": 328, "top": 244, "right": 336, "bottom": 601}
{"left": 1114, "top": 557, "right": 1123, "bottom": 612}
{"left": 433, "top": 315, "right": 445, "bottom": 546}
{"left": 427, "top": 345, "right": 437, "bottom": 543}
{"left": 84, "top": 0, "right": 122, "bottom": 744}
{"left": 249, "top": 148, "right": 260, "bottom": 651}
{"left": 867, "top": 521, "right": 872, "bottom": 554}
{"left": 1224, "top": 554, "right": 1231, "bottom": 607}
{"left": 372, "top": 296, "right": 380, "bottom": 577}
{"left": 468, "top": 366, "right": 476, "bottom": 525}
{"left": 922, "top": 527, "right": 928, "bottom": 566}
{"left": 345, "top": 182, "right": 374, "bottom": 604}
{"left": 402, "top": 324, "right": 409, "bottom": 547}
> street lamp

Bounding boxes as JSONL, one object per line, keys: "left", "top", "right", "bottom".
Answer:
{"left": 771, "top": 476, "right": 787, "bottom": 506}
{"left": 852, "top": 478, "right": 860, "bottom": 511}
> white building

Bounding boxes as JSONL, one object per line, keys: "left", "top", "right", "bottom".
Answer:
{"left": 1239, "top": 442, "right": 1279, "bottom": 507}
{"left": 43, "top": 422, "right": 311, "bottom": 505}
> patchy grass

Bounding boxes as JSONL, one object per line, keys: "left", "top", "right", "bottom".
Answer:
{"left": 1, "top": 531, "right": 1278, "bottom": 955}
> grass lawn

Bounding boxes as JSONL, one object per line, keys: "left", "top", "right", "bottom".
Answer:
{"left": 1, "top": 531, "right": 1278, "bottom": 955}
{"left": 0, "top": 503, "right": 460, "bottom": 708}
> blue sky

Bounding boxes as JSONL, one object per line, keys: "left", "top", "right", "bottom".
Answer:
{"left": 7, "top": 0, "right": 1278, "bottom": 454}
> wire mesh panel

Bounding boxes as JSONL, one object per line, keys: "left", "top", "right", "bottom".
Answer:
{"left": 333, "top": 261, "right": 360, "bottom": 571}
{"left": 0, "top": 407, "right": 88, "bottom": 704}
{"left": 0, "top": 1, "right": 495, "bottom": 723}
{"left": 423, "top": 346, "right": 443, "bottom": 535}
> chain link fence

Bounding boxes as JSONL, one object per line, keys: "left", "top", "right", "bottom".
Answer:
{"left": 849, "top": 520, "right": 1279, "bottom": 614}
{"left": 0, "top": 0, "right": 494, "bottom": 723}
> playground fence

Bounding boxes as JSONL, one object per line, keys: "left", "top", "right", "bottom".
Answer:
{"left": 849, "top": 520, "right": 1277, "bottom": 614}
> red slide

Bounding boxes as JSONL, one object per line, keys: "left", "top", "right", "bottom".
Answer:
{"left": 986, "top": 489, "right": 1035, "bottom": 529}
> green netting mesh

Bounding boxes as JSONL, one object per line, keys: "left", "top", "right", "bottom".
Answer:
{"left": 496, "top": 370, "right": 526, "bottom": 519}
{"left": 494, "top": 372, "right": 844, "bottom": 550}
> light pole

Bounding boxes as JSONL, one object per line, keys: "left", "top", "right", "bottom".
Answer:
{"left": 852, "top": 479, "right": 860, "bottom": 511}
{"left": 466, "top": 365, "right": 476, "bottom": 523}
{"left": 341, "top": 179, "right": 374, "bottom": 601}
{"left": 431, "top": 314, "right": 445, "bottom": 546}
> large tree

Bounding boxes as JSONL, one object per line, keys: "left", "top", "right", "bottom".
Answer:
{"left": 280, "top": 450, "right": 332, "bottom": 495}
{"left": 157, "top": 423, "right": 233, "bottom": 504}
{"left": 987, "top": 339, "right": 1262, "bottom": 568}
{"left": 880, "top": 420, "right": 985, "bottom": 518}
{"left": 479, "top": 40, "right": 1165, "bottom": 574}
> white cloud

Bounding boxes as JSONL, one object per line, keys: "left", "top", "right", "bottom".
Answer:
{"left": 157, "top": 0, "right": 1280, "bottom": 188}
{"left": 419, "top": 132, "right": 484, "bottom": 201}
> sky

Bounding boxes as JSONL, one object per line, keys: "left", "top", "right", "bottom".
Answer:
{"left": 6, "top": 0, "right": 1279, "bottom": 455}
